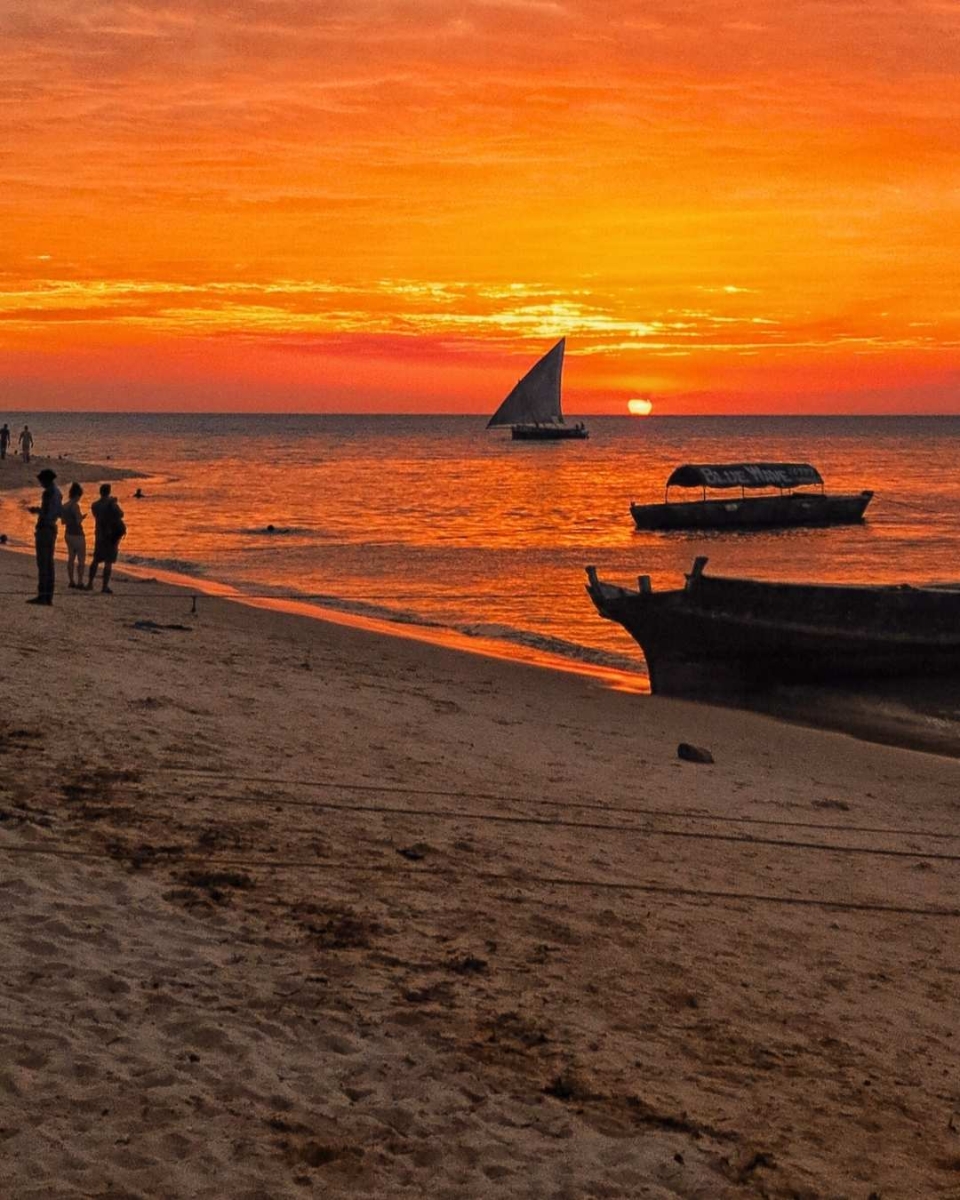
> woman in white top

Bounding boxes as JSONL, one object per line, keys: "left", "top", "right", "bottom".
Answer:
{"left": 61, "top": 482, "right": 86, "bottom": 588}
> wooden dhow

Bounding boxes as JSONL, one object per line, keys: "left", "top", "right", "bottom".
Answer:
{"left": 487, "top": 339, "right": 588, "bottom": 441}
{"left": 586, "top": 556, "right": 960, "bottom": 696}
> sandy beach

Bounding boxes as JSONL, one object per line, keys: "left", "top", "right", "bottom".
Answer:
{"left": 0, "top": 454, "right": 140, "bottom": 494}
{"left": 2, "top": 524, "right": 960, "bottom": 1200}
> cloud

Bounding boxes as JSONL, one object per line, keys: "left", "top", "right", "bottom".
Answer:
{"left": 2, "top": 273, "right": 948, "bottom": 367}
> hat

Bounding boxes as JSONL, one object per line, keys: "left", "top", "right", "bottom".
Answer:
{"left": 37, "top": 469, "right": 57, "bottom": 483}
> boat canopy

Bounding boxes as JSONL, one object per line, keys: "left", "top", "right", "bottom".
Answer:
{"left": 666, "top": 462, "right": 824, "bottom": 490}
{"left": 487, "top": 338, "right": 566, "bottom": 428}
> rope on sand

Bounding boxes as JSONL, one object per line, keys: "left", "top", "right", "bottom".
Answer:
{"left": 0, "top": 841, "right": 957, "bottom": 919}
{"left": 140, "top": 765, "right": 960, "bottom": 843}
{"left": 87, "top": 782, "right": 960, "bottom": 865}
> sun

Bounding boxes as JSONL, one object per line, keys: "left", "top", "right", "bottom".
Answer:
{"left": 628, "top": 398, "right": 653, "bottom": 416}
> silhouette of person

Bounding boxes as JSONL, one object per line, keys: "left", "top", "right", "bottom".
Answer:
{"left": 27, "top": 468, "right": 62, "bottom": 606}
{"left": 0, "top": 424, "right": 9, "bottom": 460}
{"left": 86, "top": 483, "right": 125, "bottom": 594}
{"left": 62, "top": 482, "right": 86, "bottom": 589}
{"left": 18, "top": 425, "right": 33, "bottom": 463}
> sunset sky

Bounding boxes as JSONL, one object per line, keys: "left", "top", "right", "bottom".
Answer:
{"left": 3, "top": 1, "right": 960, "bottom": 413}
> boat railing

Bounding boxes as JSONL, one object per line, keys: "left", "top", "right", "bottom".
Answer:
{"left": 688, "top": 571, "right": 960, "bottom": 634}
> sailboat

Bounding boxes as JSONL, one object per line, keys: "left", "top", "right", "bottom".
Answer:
{"left": 487, "top": 338, "right": 589, "bottom": 440}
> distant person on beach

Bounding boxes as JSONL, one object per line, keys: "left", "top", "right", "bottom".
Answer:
{"left": 86, "top": 483, "right": 125, "bottom": 594}
{"left": 0, "top": 424, "right": 9, "bottom": 459}
{"left": 18, "top": 425, "right": 33, "bottom": 463}
{"left": 61, "top": 482, "right": 86, "bottom": 589}
{"left": 27, "top": 468, "right": 62, "bottom": 606}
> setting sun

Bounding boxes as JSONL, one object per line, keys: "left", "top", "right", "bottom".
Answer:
{"left": 628, "top": 399, "right": 654, "bottom": 416}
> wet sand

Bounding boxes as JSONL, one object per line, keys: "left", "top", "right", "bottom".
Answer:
{"left": 0, "top": 455, "right": 141, "bottom": 494}
{"left": 2, "top": 546, "right": 960, "bottom": 1198}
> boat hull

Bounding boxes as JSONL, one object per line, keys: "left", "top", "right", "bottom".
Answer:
{"left": 586, "top": 566, "right": 960, "bottom": 696}
{"left": 630, "top": 490, "right": 872, "bottom": 531}
{"left": 512, "top": 425, "right": 589, "bottom": 440}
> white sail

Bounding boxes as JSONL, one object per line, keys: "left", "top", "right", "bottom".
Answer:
{"left": 487, "top": 338, "right": 566, "bottom": 428}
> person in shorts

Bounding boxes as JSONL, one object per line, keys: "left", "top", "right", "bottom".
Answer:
{"left": 86, "top": 483, "right": 125, "bottom": 594}
{"left": 61, "top": 482, "right": 87, "bottom": 588}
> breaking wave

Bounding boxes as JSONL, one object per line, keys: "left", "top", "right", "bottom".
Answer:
{"left": 116, "top": 562, "right": 645, "bottom": 682}
{"left": 451, "top": 621, "right": 644, "bottom": 675}
{"left": 123, "top": 554, "right": 207, "bottom": 576}
{"left": 245, "top": 585, "right": 645, "bottom": 677}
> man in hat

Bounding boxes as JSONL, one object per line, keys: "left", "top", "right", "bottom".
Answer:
{"left": 27, "top": 468, "right": 62, "bottom": 605}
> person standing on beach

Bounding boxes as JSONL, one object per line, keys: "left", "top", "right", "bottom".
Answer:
{"left": 0, "top": 424, "right": 9, "bottom": 459}
{"left": 27, "top": 468, "right": 62, "bottom": 606}
{"left": 18, "top": 425, "right": 33, "bottom": 463}
{"left": 61, "top": 482, "right": 87, "bottom": 589}
{"left": 86, "top": 483, "right": 125, "bottom": 594}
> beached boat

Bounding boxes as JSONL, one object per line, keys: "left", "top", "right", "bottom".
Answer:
{"left": 487, "top": 338, "right": 588, "bottom": 441}
{"left": 585, "top": 556, "right": 960, "bottom": 696}
{"left": 630, "top": 462, "right": 872, "bottom": 530}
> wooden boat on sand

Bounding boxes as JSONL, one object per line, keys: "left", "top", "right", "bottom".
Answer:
{"left": 585, "top": 556, "right": 960, "bottom": 696}
{"left": 487, "top": 339, "right": 588, "bottom": 441}
{"left": 630, "top": 462, "right": 872, "bottom": 530}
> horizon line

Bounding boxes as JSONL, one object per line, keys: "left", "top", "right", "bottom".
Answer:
{"left": 3, "top": 410, "right": 960, "bottom": 420}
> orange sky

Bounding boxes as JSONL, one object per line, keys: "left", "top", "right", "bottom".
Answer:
{"left": 3, "top": 1, "right": 960, "bottom": 413}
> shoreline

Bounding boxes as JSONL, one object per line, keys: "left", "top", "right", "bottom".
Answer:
{"left": 122, "top": 560, "right": 652, "bottom": 697}
{"left": 86, "top": 569, "right": 960, "bottom": 759}
{"left": 6, "top": 536, "right": 960, "bottom": 758}
{"left": 0, "top": 454, "right": 142, "bottom": 493}
{"left": 0, "top": 542, "right": 650, "bottom": 696}
{"left": 2, "top": 453, "right": 959, "bottom": 758}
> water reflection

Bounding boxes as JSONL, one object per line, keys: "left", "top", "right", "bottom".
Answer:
{"left": 0, "top": 414, "right": 957, "bottom": 683}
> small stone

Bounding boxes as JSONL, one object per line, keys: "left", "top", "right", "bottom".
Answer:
{"left": 397, "top": 843, "right": 430, "bottom": 861}
{"left": 677, "top": 743, "right": 714, "bottom": 764}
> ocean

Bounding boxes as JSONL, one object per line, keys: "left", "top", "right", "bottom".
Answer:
{"left": 2, "top": 412, "right": 959, "bottom": 701}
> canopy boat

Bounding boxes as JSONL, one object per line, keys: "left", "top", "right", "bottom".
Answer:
{"left": 630, "top": 462, "right": 872, "bottom": 530}
{"left": 585, "top": 556, "right": 960, "bottom": 696}
{"left": 487, "top": 339, "right": 588, "bottom": 441}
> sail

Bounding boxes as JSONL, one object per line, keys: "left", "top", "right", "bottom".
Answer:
{"left": 487, "top": 338, "right": 566, "bottom": 428}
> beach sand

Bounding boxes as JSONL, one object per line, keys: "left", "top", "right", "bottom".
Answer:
{"left": 2, "top": 544, "right": 960, "bottom": 1199}
{"left": 0, "top": 454, "right": 140, "bottom": 493}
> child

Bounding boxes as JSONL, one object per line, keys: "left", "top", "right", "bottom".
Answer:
{"left": 61, "top": 482, "right": 86, "bottom": 589}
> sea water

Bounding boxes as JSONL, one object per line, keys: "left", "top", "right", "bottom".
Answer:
{"left": 2, "top": 413, "right": 959, "bottom": 687}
